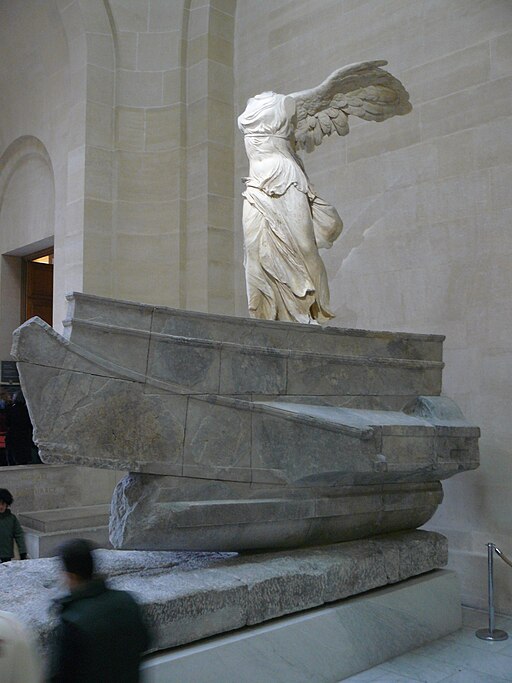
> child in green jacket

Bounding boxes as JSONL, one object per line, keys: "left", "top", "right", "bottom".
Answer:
{"left": 0, "top": 488, "right": 27, "bottom": 562}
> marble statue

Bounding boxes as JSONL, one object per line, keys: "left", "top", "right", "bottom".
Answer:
{"left": 238, "top": 60, "right": 412, "bottom": 324}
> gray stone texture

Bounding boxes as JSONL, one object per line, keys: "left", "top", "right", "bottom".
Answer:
{"left": 0, "top": 530, "right": 448, "bottom": 659}
{"left": 12, "top": 293, "right": 479, "bottom": 551}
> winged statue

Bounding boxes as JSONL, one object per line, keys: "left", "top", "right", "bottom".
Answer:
{"left": 238, "top": 60, "right": 412, "bottom": 324}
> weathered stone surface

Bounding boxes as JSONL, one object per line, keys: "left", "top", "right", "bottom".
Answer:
{"left": 183, "top": 398, "right": 252, "bottom": 474}
{"left": 76, "top": 293, "right": 444, "bottom": 361}
{"left": 0, "top": 530, "right": 448, "bottom": 658}
{"left": 147, "top": 336, "right": 221, "bottom": 393}
{"left": 12, "top": 293, "right": 479, "bottom": 551}
{"left": 110, "top": 474, "right": 443, "bottom": 551}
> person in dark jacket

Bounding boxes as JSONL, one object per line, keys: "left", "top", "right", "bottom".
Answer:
{"left": 47, "top": 538, "right": 150, "bottom": 683}
{"left": 0, "top": 488, "right": 27, "bottom": 562}
{"left": 5, "top": 390, "right": 35, "bottom": 465}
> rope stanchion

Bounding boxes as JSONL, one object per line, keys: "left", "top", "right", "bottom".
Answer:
{"left": 475, "top": 543, "right": 509, "bottom": 641}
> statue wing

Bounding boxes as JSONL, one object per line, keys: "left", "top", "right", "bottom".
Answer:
{"left": 289, "top": 60, "right": 412, "bottom": 152}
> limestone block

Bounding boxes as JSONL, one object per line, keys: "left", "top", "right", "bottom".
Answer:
{"left": 187, "top": 60, "right": 208, "bottom": 105}
{"left": 138, "top": 31, "right": 180, "bottom": 71}
{"left": 147, "top": 305, "right": 443, "bottom": 362}
{"left": 86, "top": 33, "right": 115, "bottom": 70}
{"left": 219, "top": 345, "right": 286, "bottom": 394}
{"left": 65, "top": 292, "right": 154, "bottom": 333}
{"left": 67, "top": 322, "right": 150, "bottom": 376}
{"left": 35, "top": 375, "right": 186, "bottom": 470}
{"left": 116, "top": 106, "right": 145, "bottom": 151}
{"left": 404, "top": 42, "right": 490, "bottom": 106}
{"left": 420, "top": 76, "right": 512, "bottom": 141}
{"left": 116, "top": 31, "right": 138, "bottom": 70}
{"left": 86, "top": 64, "right": 114, "bottom": 107}
{"left": 109, "top": 0, "right": 148, "bottom": 32}
{"left": 188, "top": 5, "right": 209, "bottom": 40}
{"left": 251, "top": 413, "right": 377, "bottom": 486}
{"left": 286, "top": 355, "right": 441, "bottom": 397}
{"left": 85, "top": 100, "right": 114, "bottom": 149}
{"left": 162, "top": 68, "right": 182, "bottom": 105}
{"left": 117, "top": 70, "right": 164, "bottom": 108}
{"left": 183, "top": 397, "right": 252, "bottom": 473}
{"left": 84, "top": 146, "right": 112, "bottom": 201}
{"left": 437, "top": 119, "right": 512, "bottom": 178}
{"left": 119, "top": 150, "right": 179, "bottom": 201}
{"left": 207, "top": 61, "right": 233, "bottom": 105}
{"left": 148, "top": 0, "right": 184, "bottom": 31}
{"left": 147, "top": 336, "right": 220, "bottom": 392}
{"left": 0, "top": 531, "right": 449, "bottom": 660}
{"left": 145, "top": 105, "right": 182, "bottom": 152}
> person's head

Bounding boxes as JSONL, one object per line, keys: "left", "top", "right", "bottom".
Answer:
{"left": 0, "top": 488, "right": 13, "bottom": 513}
{"left": 57, "top": 538, "right": 96, "bottom": 590}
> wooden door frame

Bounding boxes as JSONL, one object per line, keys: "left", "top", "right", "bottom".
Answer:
{"left": 21, "top": 248, "right": 54, "bottom": 324}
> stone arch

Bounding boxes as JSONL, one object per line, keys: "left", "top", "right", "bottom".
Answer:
{"left": 0, "top": 136, "right": 55, "bottom": 254}
{"left": 0, "top": 135, "right": 55, "bottom": 358}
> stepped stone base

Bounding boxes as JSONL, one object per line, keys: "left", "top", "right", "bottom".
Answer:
{"left": 19, "top": 505, "right": 111, "bottom": 558}
{"left": 143, "top": 569, "right": 461, "bottom": 683}
{"left": 1, "top": 530, "right": 447, "bottom": 659}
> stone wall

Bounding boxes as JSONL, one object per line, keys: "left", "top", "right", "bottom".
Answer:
{"left": 0, "top": 0, "right": 237, "bottom": 363}
{"left": 234, "top": 0, "right": 512, "bottom": 612}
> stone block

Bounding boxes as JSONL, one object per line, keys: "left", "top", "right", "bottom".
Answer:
{"left": 84, "top": 146, "right": 112, "bottom": 201}
{"left": 147, "top": 336, "right": 220, "bottom": 392}
{"left": 137, "top": 31, "right": 181, "bottom": 72}
{"left": 219, "top": 346, "right": 286, "bottom": 394}
{"left": 86, "top": 63, "right": 114, "bottom": 107}
{"left": 117, "top": 150, "right": 179, "bottom": 202}
{"left": 148, "top": 0, "right": 183, "bottom": 31}
{"left": 251, "top": 412, "right": 376, "bottom": 485}
{"left": 116, "top": 106, "right": 145, "bottom": 151}
{"left": 145, "top": 105, "right": 181, "bottom": 151}
{"left": 117, "top": 70, "right": 164, "bottom": 108}
{"left": 109, "top": 0, "right": 148, "bottom": 31}
{"left": 116, "top": 31, "right": 138, "bottom": 70}
{"left": 162, "top": 68, "right": 182, "bottom": 105}
{"left": 0, "top": 531, "right": 450, "bottom": 664}
{"left": 286, "top": 355, "right": 441, "bottom": 397}
{"left": 183, "top": 398, "right": 252, "bottom": 471}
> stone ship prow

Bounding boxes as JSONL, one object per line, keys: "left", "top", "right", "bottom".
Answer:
{"left": 12, "top": 292, "right": 479, "bottom": 551}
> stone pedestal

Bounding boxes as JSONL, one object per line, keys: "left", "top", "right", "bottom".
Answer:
{"left": 142, "top": 569, "right": 461, "bottom": 683}
{"left": 1, "top": 530, "right": 449, "bottom": 663}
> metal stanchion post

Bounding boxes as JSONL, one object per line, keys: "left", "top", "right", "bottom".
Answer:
{"left": 476, "top": 543, "right": 508, "bottom": 641}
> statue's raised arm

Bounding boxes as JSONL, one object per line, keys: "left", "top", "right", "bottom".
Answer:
{"left": 238, "top": 61, "right": 411, "bottom": 324}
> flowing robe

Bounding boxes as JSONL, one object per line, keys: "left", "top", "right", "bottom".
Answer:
{"left": 238, "top": 92, "right": 343, "bottom": 323}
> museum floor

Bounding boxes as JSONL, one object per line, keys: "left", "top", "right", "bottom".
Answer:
{"left": 342, "top": 608, "right": 512, "bottom": 682}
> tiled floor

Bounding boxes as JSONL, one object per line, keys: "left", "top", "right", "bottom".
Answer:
{"left": 342, "top": 608, "right": 512, "bottom": 682}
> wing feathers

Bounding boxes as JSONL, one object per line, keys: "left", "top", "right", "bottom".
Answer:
{"left": 290, "top": 61, "right": 411, "bottom": 152}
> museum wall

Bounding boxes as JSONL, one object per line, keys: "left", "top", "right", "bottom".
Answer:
{"left": 0, "top": 0, "right": 237, "bottom": 364}
{"left": 0, "top": 0, "right": 86, "bottom": 358}
{"left": 234, "top": 0, "right": 512, "bottom": 612}
{"left": 87, "top": 0, "right": 236, "bottom": 313}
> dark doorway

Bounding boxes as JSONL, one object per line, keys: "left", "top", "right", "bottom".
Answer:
{"left": 23, "top": 251, "right": 53, "bottom": 325}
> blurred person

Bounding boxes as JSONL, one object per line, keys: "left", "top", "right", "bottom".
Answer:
{"left": 0, "top": 488, "right": 27, "bottom": 563}
{"left": 0, "top": 610, "right": 41, "bottom": 683}
{"left": 47, "top": 538, "right": 150, "bottom": 683}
